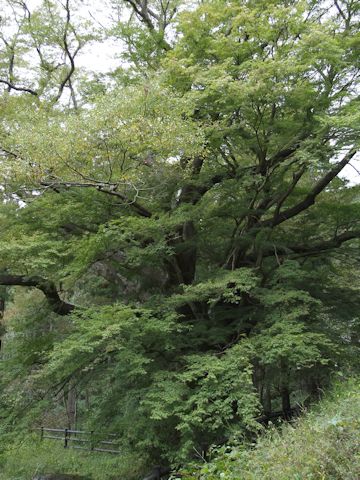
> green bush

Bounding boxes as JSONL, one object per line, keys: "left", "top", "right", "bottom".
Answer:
{"left": 175, "top": 378, "right": 360, "bottom": 480}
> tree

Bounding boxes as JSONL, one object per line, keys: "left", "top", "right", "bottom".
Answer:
{"left": 0, "top": 0, "right": 97, "bottom": 107}
{"left": 0, "top": 0, "right": 359, "bottom": 471}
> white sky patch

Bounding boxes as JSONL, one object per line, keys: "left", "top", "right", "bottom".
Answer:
{"left": 340, "top": 157, "right": 360, "bottom": 186}
{"left": 77, "top": 38, "right": 120, "bottom": 73}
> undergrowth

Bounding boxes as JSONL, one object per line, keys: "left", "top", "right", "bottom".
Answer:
{"left": 174, "top": 377, "right": 360, "bottom": 480}
{"left": 1, "top": 378, "right": 359, "bottom": 480}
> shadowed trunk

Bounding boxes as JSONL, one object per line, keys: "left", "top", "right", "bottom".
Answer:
{"left": 0, "top": 296, "right": 4, "bottom": 351}
{"left": 281, "top": 386, "right": 291, "bottom": 419}
{"left": 262, "top": 386, "right": 272, "bottom": 417}
{"left": 66, "top": 380, "right": 77, "bottom": 429}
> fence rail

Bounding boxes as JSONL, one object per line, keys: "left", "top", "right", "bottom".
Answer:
{"left": 37, "top": 427, "right": 121, "bottom": 454}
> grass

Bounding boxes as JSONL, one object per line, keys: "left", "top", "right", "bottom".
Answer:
{"left": 0, "top": 434, "right": 146, "bottom": 480}
{"left": 174, "top": 377, "right": 360, "bottom": 480}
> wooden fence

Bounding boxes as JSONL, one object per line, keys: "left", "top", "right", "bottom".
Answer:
{"left": 37, "top": 427, "right": 120, "bottom": 454}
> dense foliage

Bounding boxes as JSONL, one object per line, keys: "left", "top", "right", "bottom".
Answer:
{"left": 0, "top": 0, "right": 359, "bottom": 477}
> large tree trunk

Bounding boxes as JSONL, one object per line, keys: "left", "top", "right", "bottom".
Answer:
{"left": 167, "top": 220, "right": 197, "bottom": 287}
{"left": 175, "top": 220, "right": 197, "bottom": 285}
{"left": 165, "top": 157, "right": 204, "bottom": 286}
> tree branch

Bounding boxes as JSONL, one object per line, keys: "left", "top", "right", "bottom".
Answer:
{"left": 0, "top": 274, "right": 74, "bottom": 315}
{"left": 261, "top": 148, "right": 357, "bottom": 228}
{"left": 251, "top": 230, "right": 360, "bottom": 264}
{"left": 272, "top": 164, "right": 307, "bottom": 219}
{"left": 40, "top": 181, "right": 152, "bottom": 218}
{"left": 124, "top": 0, "right": 156, "bottom": 30}
{"left": 52, "top": 0, "right": 80, "bottom": 105}
{"left": 334, "top": 0, "right": 347, "bottom": 22}
{"left": 123, "top": 0, "right": 171, "bottom": 50}
{"left": 0, "top": 78, "right": 38, "bottom": 96}
{"left": 288, "top": 230, "right": 360, "bottom": 257}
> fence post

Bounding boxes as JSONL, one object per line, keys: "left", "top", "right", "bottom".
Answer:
{"left": 40, "top": 426, "right": 44, "bottom": 441}
{"left": 90, "top": 430, "right": 94, "bottom": 451}
{"left": 64, "top": 428, "right": 68, "bottom": 448}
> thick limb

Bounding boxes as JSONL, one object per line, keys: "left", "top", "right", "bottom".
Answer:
{"left": 0, "top": 274, "right": 74, "bottom": 315}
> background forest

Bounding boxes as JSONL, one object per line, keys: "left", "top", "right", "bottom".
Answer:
{"left": 0, "top": 0, "right": 359, "bottom": 479}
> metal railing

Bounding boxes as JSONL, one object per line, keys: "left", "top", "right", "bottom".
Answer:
{"left": 37, "top": 427, "right": 120, "bottom": 454}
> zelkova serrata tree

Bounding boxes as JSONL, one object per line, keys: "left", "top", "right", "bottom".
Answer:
{"left": 0, "top": 0, "right": 359, "bottom": 465}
